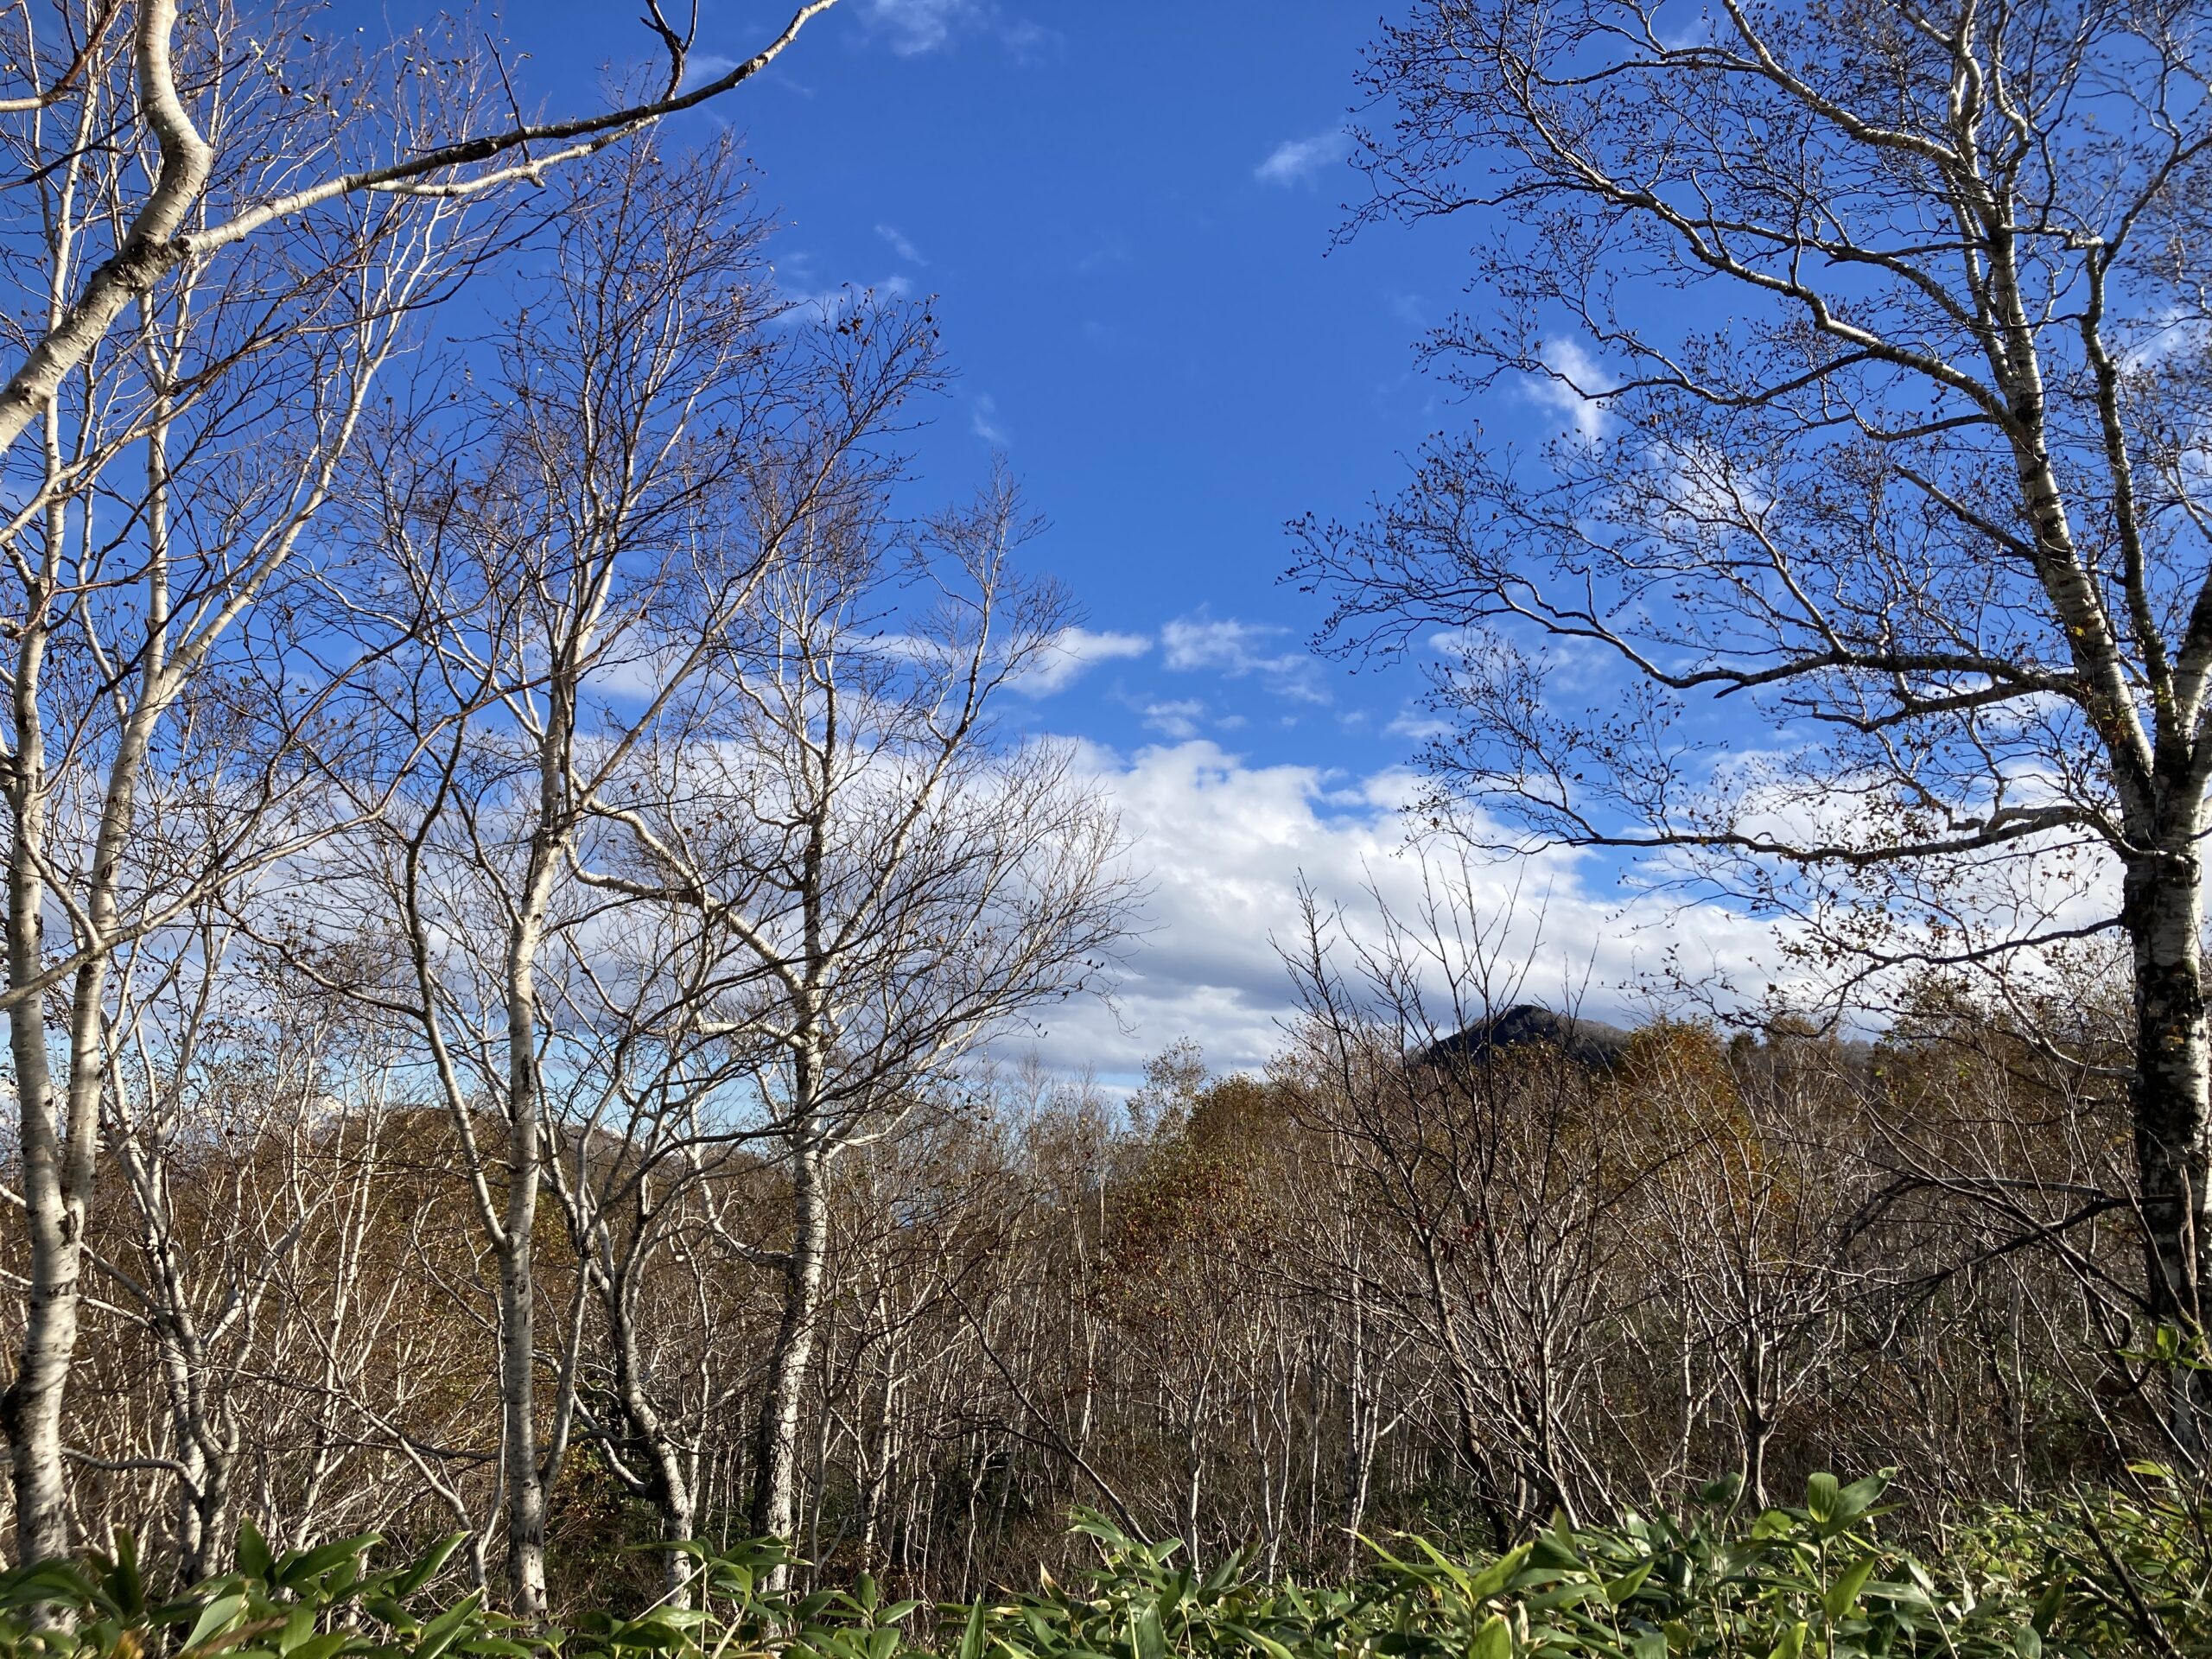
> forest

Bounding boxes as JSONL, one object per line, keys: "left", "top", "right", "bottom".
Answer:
{"left": 0, "top": 0, "right": 2209, "bottom": 1656}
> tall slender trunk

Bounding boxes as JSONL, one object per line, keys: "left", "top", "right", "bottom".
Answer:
{"left": 499, "top": 908, "right": 550, "bottom": 1620}
{"left": 2, "top": 400, "right": 73, "bottom": 1572}
{"left": 3, "top": 838, "right": 71, "bottom": 1571}
{"left": 1342, "top": 1238, "right": 1377, "bottom": 1571}
{"left": 2125, "top": 846, "right": 2212, "bottom": 1451}
{"left": 752, "top": 1128, "right": 829, "bottom": 1585}
{"left": 4, "top": 470, "right": 149, "bottom": 1568}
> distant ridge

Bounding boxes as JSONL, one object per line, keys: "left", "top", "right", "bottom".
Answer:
{"left": 1422, "top": 1003, "right": 1634, "bottom": 1070}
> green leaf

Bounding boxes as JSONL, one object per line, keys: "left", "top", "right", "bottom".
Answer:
{"left": 279, "top": 1535, "right": 378, "bottom": 1592}
{"left": 1822, "top": 1556, "right": 1878, "bottom": 1621}
{"left": 185, "top": 1593, "right": 248, "bottom": 1652}
{"left": 1834, "top": 1471, "right": 1891, "bottom": 1521}
{"left": 2031, "top": 1580, "right": 2064, "bottom": 1634}
{"left": 1766, "top": 1623, "right": 1807, "bottom": 1659}
{"left": 1467, "top": 1613, "right": 1510, "bottom": 1659}
{"left": 1803, "top": 1476, "right": 1840, "bottom": 1526}
{"left": 393, "top": 1535, "right": 465, "bottom": 1600}
{"left": 1222, "top": 1622, "right": 1295, "bottom": 1659}
{"left": 412, "top": 1592, "right": 485, "bottom": 1659}
{"left": 237, "top": 1525, "right": 276, "bottom": 1586}
{"left": 957, "top": 1601, "right": 987, "bottom": 1659}
{"left": 2013, "top": 1625, "right": 2043, "bottom": 1659}
{"left": 1463, "top": 1544, "right": 1535, "bottom": 1605}
{"left": 1603, "top": 1560, "right": 1654, "bottom": 1607}
{"left": 1132, "top": 1603, "right": 1166, "bottom": 1659}
{"left": 276, "top": 1607, "right": 315, "bottom": 1655}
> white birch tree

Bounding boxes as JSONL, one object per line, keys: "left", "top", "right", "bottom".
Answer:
{"left": 582, "top": 473, "right": 1135, "bottom": 1583}
{"left": 1296, "top": 0, "right": 2212, "bottom": 1445}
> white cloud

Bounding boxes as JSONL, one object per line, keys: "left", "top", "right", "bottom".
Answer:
{"left": 1141, "top": 699, "right": 1206, "bottom": 740}
{"left": 678, "top": 54, "right": 741, "bottom": 89}
{"left": 971, "top": 392, "right": 1008, "bottom": 444}
{"left": 1014, "top": 741, "right": 1787, "bottom": 1079}
{"left": 1016, "top": 627, "right": 1150, "bottom": 696}
{"left": 1526, "top": 338, "right": 1613, "bottom": 442}
{"left": 865, "top": 0, "right": 972, "bottom": 54}
{"left": 874, "top": 223, "right": 927, "bottom": 264}
{"left": 1385, "top": 706, "right": 1451, "bottom": 741}
{"left": 773, "top": 274, "right": 914, "bottom": 326}
{"left": 1160, "top": 613, "right": 1327, "bottom": 702}
{"left": 1255, "top": 130, "right": 1347, "bottom": 187}
{"left": 859, "top": 0, "right": 1058, "bottom": 57}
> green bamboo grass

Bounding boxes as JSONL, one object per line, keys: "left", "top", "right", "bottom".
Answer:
{"left": 0, "top": 1470, "right": 2202, "bottom": 1659}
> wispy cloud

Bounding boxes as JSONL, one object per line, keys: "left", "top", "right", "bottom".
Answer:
{"left": 1526, "top": 338, "right": 1613, "bottom": 442}
{"left": 1161, "top": 613, "right": 1327, "bottom": 702}
{"left": 1074, "top": 233, "right": 1132, "bottom": 275}
{"left": 865, "top": 0, "right": 972, "bottom": 54}
{"left": 874, "top": 223, "right": 927, "bottom": 265}
{"left": 772, "top": 268, "right": 914, "bottom": 326}
{"left": 678, "top": 53, "right": 741, "bottom": 89}
{"left": 1017, "top": 627, "right": 1151, "bottom": 696}
{"left": 860, "top": 0, "right": 1061, "bottom": 58}
{"left": 1141, "top": 699, "right": 1207, "bottom": 740}
{"left": 971, "top": 392, "right": 1009, "bottom": 444}
{"left": 1385, "top": 705, "right": 1452, "bottom": 742}
{"left": 1255, "top": 130, "right": 1346, "bottom": 187}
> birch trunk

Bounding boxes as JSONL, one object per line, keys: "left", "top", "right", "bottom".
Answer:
{"left": 495, "top": 815, "right": 560, "bottom": 1618}
{"left": 2125, "top": 846, "right": 2212, "bottom": 1449}
{"left": 752, "top": 1129, "right": 830, "bottom": 1584}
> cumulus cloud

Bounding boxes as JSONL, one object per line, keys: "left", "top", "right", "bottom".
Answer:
{"left": 1255, "top": 130, "right": 1347, "bottom": 187}
{"left": 1160, "top": 613, "right": 1327, "bottom": 702}
{"left": 1014, "top": 741, "right": 1790, "bottom": 1080}
{"left": 1016, "top": 627, "right": 1151, "bottom": 696}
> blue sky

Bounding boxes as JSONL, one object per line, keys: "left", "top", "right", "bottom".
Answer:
{"left": 449, "top": 0, "right": 1785, "bottom": 1078}
{"left": 502, "top": 0, "right": 1485, "bottom": 769}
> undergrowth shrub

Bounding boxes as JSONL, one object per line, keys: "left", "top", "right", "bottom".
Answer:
{"left": 0, "top": 1470, "right": 2203, "bottom": 1659}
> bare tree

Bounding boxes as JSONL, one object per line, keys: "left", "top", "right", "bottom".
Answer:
{"left": 586, "top": 473, "right": 1135, "bottom": 1583}
{"left": 0, "top": 0, "right": 845, "bottom": 465}
{"left": 1281, "top": 867, "right": 1648, "bottom": 1529}
{"left": 0, "top": 0, "right": 851, "bottom": 1569}
{"left": 0, "top": 29, "right": 479, "bottom": 1564}
{"left": 1295, "top": 0, "right": 2212, "bottom": 1439}
{"left": 293, "top": 138, "right": 936, "bottom": 1618}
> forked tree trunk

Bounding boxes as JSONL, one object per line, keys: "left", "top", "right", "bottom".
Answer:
{"left": 2125, "top": 847, "right": 2212, "bottom": 1452}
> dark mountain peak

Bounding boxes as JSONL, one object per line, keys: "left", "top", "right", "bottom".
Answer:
{"left": 1425, "top": 1003, "right": 1634, "bottom": 1070}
